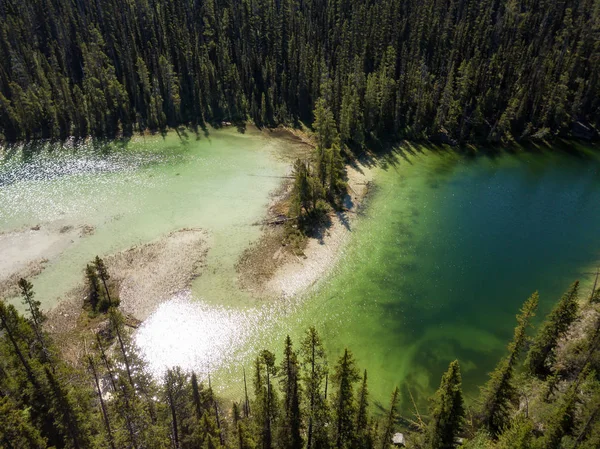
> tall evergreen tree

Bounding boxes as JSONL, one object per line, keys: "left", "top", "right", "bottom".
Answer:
{"left": 353, "top": 371, "right": 372, "bottom": 449}
{"left": 94, "top": 256, "right": 112, "bottom": 307}
{"left": 379, "top": 387, "right": 399, "bottom": 449}
{"left": 526, "top": 282, "right": 580, "bottom": 378}
{"left": 254, "top": 350, "right": 279, "bottom": 449}
{"left": 300, "top": 327, "right": 330, "bottom": 449}
{"left": 479, "top": 292, "right": 539, "bottom": 436}
{"left": 425, "top": 361, "right": 464, "bottom": 449}
{"left": 18, "top": 278, "right": 49, "bottom": 362}
{"left": 279, "top": 336, "right": 303, "bottom": 449}
{"left": 332, "top": 349, "right": 360, "bottom": 449}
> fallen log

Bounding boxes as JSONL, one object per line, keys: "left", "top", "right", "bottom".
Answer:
{"left": 123, "top": 314, "right": 142, "bottom": 329}
{"left": 266, "top": 215, "right": 297, "bottom": 225}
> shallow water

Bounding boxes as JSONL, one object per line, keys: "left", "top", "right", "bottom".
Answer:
{"left": 180, "top": 142, "right": 600, "bottom": 413}
{"left": 2, "top": 134, "right": 600, "bottom": 415}
{"left": 289, "top": 144, "right": 600, "bottom": 412}
{"left": 0, "top": 128, "right": 297, "bottom": 308}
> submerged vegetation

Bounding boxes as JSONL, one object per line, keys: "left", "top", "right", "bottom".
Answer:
{"left": 0, "top": 0, "right": 599, "bottom": 144}
{"left": 2, "top": 0, "right": 600, "bottom": 448}
{"left": 2, "top": 276, "right": 600, "bottom": 448}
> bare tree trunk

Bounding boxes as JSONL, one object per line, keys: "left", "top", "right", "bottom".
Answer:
{"left": 88, "top": 355, "right": 116, "bottom": 449}
{"left": 590, "top": 268, "right": 599, "bottom": 302}
{"left": 243, "top": 366, "right": 250, "bottom": 417}
{"left": 97, "top": 334, "right": 137, "bottom": 449}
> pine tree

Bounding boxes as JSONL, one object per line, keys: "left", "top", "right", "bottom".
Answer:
{"left": 379, "top": 387, "right": 399, "bottom": 449}
{"left": 479, "top": 292, "right": 539, "bottom": 436}
{"left": 108, "top": 308, "right": 134, "bottom": 387}
{"left": 353, "top": 371, "right": 372, "bottom": 449}
{"left": 192, "top": 372, "right": 206, "bottom": 420}
{"left": 333, "top": 349, "right": 361, "bottom": 449}
{"left": 18, "top": 278, "right": 49, "bottom": 362}
{"left": 164, "top": 367, "right": 189, "bottom": 449}
{"left": 85, "top": 264, "right": 101, "bottom": 312}
{"left": 0, "top": 396, "right": 47, "bottom": 449}
{"left": 425, "top": 360, "right": 464, "bottom": 449}
{"left": 94, "top": 256, "right": 113, "bottom": 308}
{"left": 535, "top": 380, "right": 579, "bottom": 449}
{"left": 291, "top": 159, "right": 313, "bottom": 217}
{"left": 313, "top": 98, "right": 339, "bottom": 152}
{"left": 43, "top": 366, "right": 92, "bottom": 449}
{"left": 87, "top": 353, "right": 116, "bottom": 449}
{"left": 0, "top": 300, "right": 39, "bottom": 389}
{"left": 300, "top": 327, "right": 330, "bottom": 449}
{"left": 526, "top": 282, "right": 579, "bottom": 378}
{"left": 279, "top": 336, "right": 303, "bottom": 449}
{"left": 254, "top": 350, "right": 279, "bottom": 449}
{"left": 494, "top": 415, "right": 534, "bottom": 449}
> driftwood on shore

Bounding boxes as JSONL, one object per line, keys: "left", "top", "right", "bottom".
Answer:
{"left": 123, "top": 314, "right": 142, "bottom": 329}
{"left": 265, "top": 215, "right": 297, "bottom": 226}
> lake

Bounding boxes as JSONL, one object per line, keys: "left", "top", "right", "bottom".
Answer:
{"left": 2, "top": 132, "right": 599, "bottom": 414}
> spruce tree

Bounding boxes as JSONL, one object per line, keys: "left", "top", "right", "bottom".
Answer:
{"left": 313, "top": 98, "right": 339, "bottom": 153}
{"left": 332, "top": 349, "right": 360, "bottom": 449}
{"left": 85, "top": 264, "right": 101, "bottom": 312}
{"left": 379, "top": 387, "right": 399, "bottom": 449}
{"left": 191, "top": 372, "right": 205, "bottom": 420}
{"left": 479, "top": 292, "right": 539, "bottom": 436}
{"left": 279, "top": 336, "right": 303, "bottom": 449}
{"left": 535, "top": 380, "right": 578, "bottom": 449}
{"left": 254, "top": 350, "right": 279, "bottom": 449}
{"left": 300, "top": 327, "right": 330, "bottom": 449}
{"left": 43, "top": 366, "right": 92, "bottom": 449}
{"left": 526, "top": 282, "right": 579, "bottom": 378}
{"left": 0, "top": 396, "right": 47, "bottom": 449}
{"left": 94, "top": 256, "right": 112, "bottom": 308}
{"left": 425, "top": 361, "right": 464, "bottom": 449}
{"left": 164, "top": 367, "right": 189, "bottom": 449}
{"left": 494, "top": 415, "right": 534, "bottom": 449}
{"left": 18, "top": 278, "right": 49, "bottom": 363}
{"left": 353, "top": 371, "right": 372, "bottom": 449}
{"left": 87, "top": 353, "right": 116, "bottom": 449}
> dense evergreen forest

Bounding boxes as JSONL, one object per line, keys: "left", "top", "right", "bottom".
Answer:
{"left": 1, "top": 0, "right": 599, "bottom": 144}
{"left": 1, "top": 274, "right": 600, "bottom": 448}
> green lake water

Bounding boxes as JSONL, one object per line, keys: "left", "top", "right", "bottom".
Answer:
{"left": 2, "top": 132, "right": 600, "bottom": 414}
{"left": 261, "top": 143, "right": 600, "bottom": 413}
{"left": 1, "top": 128, "right": 298, "bottom": 308}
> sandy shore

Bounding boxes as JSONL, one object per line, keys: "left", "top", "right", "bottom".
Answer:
{"left": 0, "top": 223, "right": 94, "bottom": 299}
{"left": 108, "top": 228, "right": 210, "bottom": 320}
{"left": 238, "top": 160, "right": 373, "bottom": 299}
{"left": 46, "top": 227, "right": 210, "bottom": 361}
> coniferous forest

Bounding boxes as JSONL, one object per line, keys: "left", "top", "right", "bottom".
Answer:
{"left": 2, "top": 274, "right": 600, "bottom": 448}
{"left": 0, "top": 0, "right": 599, "bottom": 144}
{"left": 2, "top": 0, "right": 600, "bottom": 448}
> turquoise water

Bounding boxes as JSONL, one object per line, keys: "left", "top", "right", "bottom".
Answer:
{"left": 265, "top": 144, "right": 600, "bottom": 411}
{"left": 0, "top": 128, "right": 299, "bottom": 308}
{"left": 2, "top": 133, "right": 600, "bottom": 415}
{"left": 203, "top": 143, "right": 600, "bottom": 413}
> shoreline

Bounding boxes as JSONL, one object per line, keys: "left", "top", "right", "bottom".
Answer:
{"left": 45, "top": 228, "right": 210, "bottom": 363}
{"left": 237, "top": 159, "right": 374, "bottom": 300}
{"left": 0, "top": 222, "right": 95, "bottom": 299}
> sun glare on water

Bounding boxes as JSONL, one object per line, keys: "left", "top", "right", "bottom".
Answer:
{"left": 134, "top": 291, "right": 281, "bottom": 381}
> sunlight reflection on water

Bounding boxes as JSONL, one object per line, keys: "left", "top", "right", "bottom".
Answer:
{"left": 0, "top": 139, "right": 164, "bottom": 186}
{"left": 134, "top": 291, "right": 288, "bottom": 381}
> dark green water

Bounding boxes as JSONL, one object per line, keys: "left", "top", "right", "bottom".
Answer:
{"left": 248, "top": 143, "right": 600, "bottom": 413}
{"left": 3, "top": 133, "right": 600, "bottom": 415}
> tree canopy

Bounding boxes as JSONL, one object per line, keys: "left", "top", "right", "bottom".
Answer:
{"left": 0, "top": 0, "right": 598, "bottom": 144}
